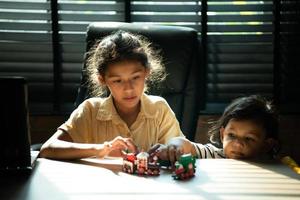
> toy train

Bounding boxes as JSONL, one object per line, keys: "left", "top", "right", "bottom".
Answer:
{"left": 122, "top": 151, "right": 196, "bottom": 179}
{"left": 172, "top": 153, "right": 196, "bottom": 180}
{"left": 122, "top": 151, "right": 160, "bottom": 176}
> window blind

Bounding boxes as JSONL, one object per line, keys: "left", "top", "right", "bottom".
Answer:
{"left": 57, "top": 0, "right": 126, "bottom": 112}
{"left": 278, "top": 0, "right": 300, "bottom": 113}
{"left": 0, "top": 0, "right": 53, "bottom": 114}
{"left": 205, "top": 0, "right": 274, "bottom": 113}
{"left": 1, "top": 0, "right": 298, "bottom": 115}
{"left": 131, "top": 0, "right": 274, "bottom": 113}
{"left": 131, "top": 0, "right": 201, "bottom": 31}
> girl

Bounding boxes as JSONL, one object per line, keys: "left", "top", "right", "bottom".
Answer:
{"left": 40, "top": 30, "right": 184, "bottom": 160}
{"left": 151, "top": 95, "right": 280, "bottom": 163}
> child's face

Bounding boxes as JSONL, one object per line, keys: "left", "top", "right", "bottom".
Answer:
{"left": 220, "top": 119, "right": 268, "bottom": 159}
{"left": 99, "top": 60, "right": 149, "bottom": 112}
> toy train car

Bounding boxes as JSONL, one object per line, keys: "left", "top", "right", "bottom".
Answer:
{"left": 172, "top": 153, "right": 196, "bottom": 180}
{"left": 122, "top": 151, "right": 160, "bottom": 176}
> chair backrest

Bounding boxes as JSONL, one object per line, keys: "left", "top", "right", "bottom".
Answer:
{"left": 75, "top": 22, "right": 206, "bottom": 141}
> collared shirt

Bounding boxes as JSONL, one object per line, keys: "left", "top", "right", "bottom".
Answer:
{"left": 59, "top": 93, "right": 184, "bottom": 151}
{"left": 193, "top": 143, "right": 225, "bottom": 159}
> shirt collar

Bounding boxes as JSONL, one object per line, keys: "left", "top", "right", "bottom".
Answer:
{"left": 96, "top": 93, "right": 155, "bottom": 123}
{"left": 96, "top": 95, "right": 119, "bottom": 122}
{"left": 140, "top": 93, "right": 156, "bottom": 119}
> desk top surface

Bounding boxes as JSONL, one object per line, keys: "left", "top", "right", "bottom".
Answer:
{"left": 1, "top": 157, "right": 300, "bottom": 200}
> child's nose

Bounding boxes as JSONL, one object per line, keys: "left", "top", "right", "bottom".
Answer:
{"left": 123, "top": 80, "right": 134, "bottom": 90}
{"left": 233, "top": 139, "right": 245, "bottom": 148}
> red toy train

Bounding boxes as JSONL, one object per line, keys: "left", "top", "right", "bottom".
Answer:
{"left": 122, "top": 151, "right": 160, "bottom": 176}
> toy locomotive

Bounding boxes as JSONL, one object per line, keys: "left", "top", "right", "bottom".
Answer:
{"left": 172, "top": 153, "right": 196, "bottom": 180}
{"left": 122, "top": 151, "right": 196, "bottom": 179}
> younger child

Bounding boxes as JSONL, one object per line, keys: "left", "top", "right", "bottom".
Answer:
{"left": 150, "top": 95, "right": 279, "bottom": 163}
{"left": 40, "top": 30, "right": 184, "bottom": 160}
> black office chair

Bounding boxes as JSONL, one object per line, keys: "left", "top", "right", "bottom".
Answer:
{"left": 75, "top": 22, "right": 205, "bottom": 141}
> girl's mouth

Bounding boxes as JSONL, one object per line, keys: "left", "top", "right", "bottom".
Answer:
{"left": 124, "top": 96, "right": 136, "bottom": 101}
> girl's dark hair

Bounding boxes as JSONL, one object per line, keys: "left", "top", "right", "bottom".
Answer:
{"left": 86, "top": 30, "right": 166, "bottom": 96}
{"left": 209, "top": 95, "right": 279, "bottom": 148}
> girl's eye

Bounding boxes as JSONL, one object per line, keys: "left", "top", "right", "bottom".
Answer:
{"left": 132, "top": 76, "right": 140, "bottom": 80}
{"left": 113, "top": 80, "right": 121, "bottom": 83}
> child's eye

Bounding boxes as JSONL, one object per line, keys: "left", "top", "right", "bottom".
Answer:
{"left": 228, "top": 133, "right": 235, "bottom": 139}
{"left": 245, "top": 137, "right": 255, "bottom": 142}
{"left": 132, "top": 76, "right": 140, "bottom": 80}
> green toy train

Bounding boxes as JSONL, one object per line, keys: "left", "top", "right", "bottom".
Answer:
{"left": 172, "top": 153, "right": 196, "bottom": 180}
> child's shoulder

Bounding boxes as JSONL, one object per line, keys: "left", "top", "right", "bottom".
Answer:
{"left": 78, "top": 97, "right": 108, "bottom": 109}
{"left": 82, "top": 97, "right": 106, "bottom": 103}
{"left": 143, "top": 94, "right": 168, "bottom": 105}
{"left": 142, "top": 94, "right": 173, "bottom": 117}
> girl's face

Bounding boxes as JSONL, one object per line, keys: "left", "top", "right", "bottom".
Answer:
{"left": 99, "top": 60, "right": 149, "bottom": 112}
{"left": 220, "top": 119, "right": 269, "bottom": 159}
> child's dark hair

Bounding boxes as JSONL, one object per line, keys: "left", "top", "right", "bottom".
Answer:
{"left": 86, "top": 30, "right": 166, "bottom": 96}
{"left": 209, "top": 95, "right": 279, "bottom": 148}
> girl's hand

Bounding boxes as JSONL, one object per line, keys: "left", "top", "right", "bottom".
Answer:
{"left": 104, "top": 136, "right": 138, "bottom": 156}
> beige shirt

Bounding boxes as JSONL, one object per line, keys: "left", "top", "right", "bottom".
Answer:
{"left": 59, "top": 93, "right": 184, "bottom": 151}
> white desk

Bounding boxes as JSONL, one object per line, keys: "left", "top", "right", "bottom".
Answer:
{"left": 1, "top": 158, "right": 300, "bottom": 200}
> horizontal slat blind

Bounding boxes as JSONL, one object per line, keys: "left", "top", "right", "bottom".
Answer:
{"left": 131, "top": 0, "right": 274, "bottom": 113}
{"left": 2, "top": 0, "right": 298, "bottom": 115}
{"left": 206, "top": 0, "right": 274, "bottom": 112}
{"left": 131, "top": 0, "right": 202, "bottom": 31}
{"left": 57, "top": 0, "right": 126, "bottom": 112}
{"left": 279, "top": 0, "right": 300, "bottom": 113}
{"left": 0, "top": 0, "right": 53, "bottom": 114}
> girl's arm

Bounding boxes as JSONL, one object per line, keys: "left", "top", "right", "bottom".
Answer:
{"left": 39, "top": 130, "right": 134, "bottom": 160}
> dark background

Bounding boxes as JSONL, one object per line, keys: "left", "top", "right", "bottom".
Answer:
{"left": 0, "top": 0, "right": 299, "bottom": 161}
